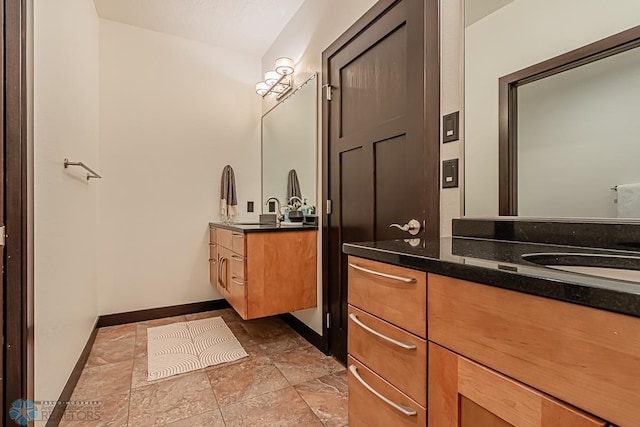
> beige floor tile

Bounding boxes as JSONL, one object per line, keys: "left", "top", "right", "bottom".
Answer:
{"left": 272, "top": 346, "right": 345, "bottom": 385}
{"left": 240, "top": 317, "right": 296, "bottom": 342}
{"left": 134, "top": 324, "right": 148, "bottom": 358}
{"left": 294, "top": 372, "right": 348, "bottom": 427}
{"left": 60, "top": 390, "right": 129, "bottom": 427}
{"left": 95, "top": 323, "right": 137, "bottom": 342}
{"left": 258, "top": 332, "right": 311, "bottom": 355}
{"left": 140, "top": 315, "right": 187, "bottom": 328}
{"left": 185, "top": 308, "right": 242, "bottom": 323}
{"left": 207, "top": 354, "right": 289, "bottom": 406}
{"left": 220, "top": 387, "right": 323, "bottom": 427}
{"left": 86, "top": 334, "right": 135, "bottom": 368}
{"left": 128, "top": 372, "right": 216, "bottom": 426}
{"left": 159, "top": 409, "right": 225, "bottom": 426}
{"left": 227, "top": 322, "right": 257, "bottom": 347}
{"left": 72, "top": 360, "right": 133, "bottom": 400}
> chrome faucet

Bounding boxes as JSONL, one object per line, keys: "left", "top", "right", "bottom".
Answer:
{"left": 265, "top": 196, "right": 284, "bottom": 225}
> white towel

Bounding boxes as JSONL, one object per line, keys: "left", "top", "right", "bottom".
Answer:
{"left": 617, "top": 183, "right": 640, "bottom": 218}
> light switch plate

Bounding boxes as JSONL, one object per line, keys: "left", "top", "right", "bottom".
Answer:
{"left": 247, "top": 201, "right": 254, "bottom": 212}
{"left": 443, "top": 111, "right": 459, "bottom": 143}
{"left": 442, "top": 159, "right": 459, "bottom": 188}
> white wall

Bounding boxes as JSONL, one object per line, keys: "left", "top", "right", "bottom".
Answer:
{"left": 465, "top": 0, "right": 640, "bottom": 216}
{"left": 440, "top": 0, "right": 464, "bottom": 236}
{"left": 97, "top": 20, "right": 262, "bottom": 315}
{"left": 261, "top": 0, "right": 377, "bottom": 334}
{"left": 34, "top": 0, "right": 100, "bottom": 404}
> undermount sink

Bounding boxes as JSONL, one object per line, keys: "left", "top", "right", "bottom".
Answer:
{"left": 521, "top": 252, "right": 640, "bottom": 282}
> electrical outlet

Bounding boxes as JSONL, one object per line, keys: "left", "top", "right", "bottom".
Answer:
{"left": 247, "top": 201, "right": 254, "bottom": 212}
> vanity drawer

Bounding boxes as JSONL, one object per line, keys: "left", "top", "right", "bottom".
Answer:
{"left": 209, "top": 258, "right": 218, "bottom": 287}
{"left": 230, "top": 253, "right": 245, "bottom": 280}
{"left": 209, "top": 242, "right": 217, "bottom": 260}
{"left": 217, "top": 229, "right": 233, "bottom": 250}
{"left": 348, "top": 256, "right": 426, "bottom": 338}
{"left": 348, "top": 305, "right": 427, "bottom": 407}
{"left": 231, "top": 232, "right": 245, "bottom": 256}
{"left": 228, "top": 273, "right": 247, "bottom": 319}
{"left": 348, "top": 356, "right": 426, "bottom": 427}
{"left": 209, "top": 227, "right": 217, "bottom": 244}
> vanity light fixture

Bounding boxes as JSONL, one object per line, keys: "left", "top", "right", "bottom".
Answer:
{"left": 255, "top": 57, "right": 295, "bottom": 99}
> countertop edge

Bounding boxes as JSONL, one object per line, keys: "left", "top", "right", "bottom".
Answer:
{"left": 343, "top": 242, "right": 640, "bottom": 319}
{"left": 209, "top": 222, "right": 318, "bottom": 233}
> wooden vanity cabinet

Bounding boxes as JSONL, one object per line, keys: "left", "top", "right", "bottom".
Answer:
{"left": 428, "top": 274, "right": 639, "bottom": 427}
{"left": 208, "top": 227, "right": 219, "bottom": 292}
{"left": 210, "top": 227, "right": 317, "bottom": 320}
{"left": 429, "top": 343, "right": 606, "bottom": 427}
{"left": 347, "top": 256, "right": 427, "bottom": 426}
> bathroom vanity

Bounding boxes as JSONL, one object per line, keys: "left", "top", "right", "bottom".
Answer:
{"left": 209, "top": 222, "right": 317, "bottom": 320}
{"left": 344, "top": 219, "right": 640, "bottom": 427}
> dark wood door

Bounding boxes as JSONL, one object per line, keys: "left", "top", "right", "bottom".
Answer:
{"left": 322, "top": 0, "right": 439, "bottom": 363}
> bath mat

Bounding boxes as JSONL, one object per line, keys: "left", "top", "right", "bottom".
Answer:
{"left": 147, "top": 317, "right": 248, "bottom": 381}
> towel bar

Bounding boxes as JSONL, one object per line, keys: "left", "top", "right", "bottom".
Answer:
{"left": 64, "top": 159, "right": 102, "bottom": 180}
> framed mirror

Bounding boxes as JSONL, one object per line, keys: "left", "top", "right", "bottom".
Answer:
{"left": 261, "top": 74, "right": 317, "bottom": 213}
{"left": 464, "top": 0, "right": 640, "bottom": 219}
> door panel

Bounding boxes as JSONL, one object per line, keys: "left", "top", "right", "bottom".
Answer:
{"left": 324, "top": 0, "right": 438, "bottom": 362}
{"left": 340, "top": 24, "right": 407, "bottom": 138}
{"left": 333, "top": 147, "right": 374, "bottom": 360}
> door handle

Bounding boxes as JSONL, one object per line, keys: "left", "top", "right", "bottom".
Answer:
{"left": 389, "top": 219, "right": 421, "bottom": 236}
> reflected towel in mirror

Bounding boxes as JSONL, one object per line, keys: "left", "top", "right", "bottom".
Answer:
{"left": 220, "top": 165, "right": 238, "bottom": 221}
{"left": 287, "top": 169, "right": 302, "bottom": 207}
{"left": 617, "top": 183, "right": 640, "bottom": 218}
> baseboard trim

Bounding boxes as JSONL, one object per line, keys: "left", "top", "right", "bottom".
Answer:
{"left": 96, "top": 299, "right": 231, "bottom": 328}
{"left": 279, "top": 313, "right": 325, "bottom": 354}
{"left": 45, "top": 319, "right": 99, "bottom": 427}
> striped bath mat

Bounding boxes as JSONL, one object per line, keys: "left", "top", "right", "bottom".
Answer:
{"left": 147, "top": 317, "right": 248, "bottom": 381}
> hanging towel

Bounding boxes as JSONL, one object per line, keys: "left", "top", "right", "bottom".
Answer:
{"left": 220, "top": 165, "right": 238, "bottom": 221}
{"left": 287, "top": 169, "right": 302, "bottom": 206}
{"left": 617, "top": 183, "right": 640, "bottom": 218}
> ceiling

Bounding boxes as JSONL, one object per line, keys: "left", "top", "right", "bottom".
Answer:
{"left": 465, "top": 0, "right": 514, "bottom": 27}
{"left": 93, "top": 0, "right": 306, "bottom": 56}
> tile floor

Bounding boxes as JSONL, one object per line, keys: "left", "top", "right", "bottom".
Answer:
{"left": 60, "top": 309, "right": 347, "bottom": 427}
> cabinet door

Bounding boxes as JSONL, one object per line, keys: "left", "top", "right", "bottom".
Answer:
{"left": 428, "top": 343, "right": 607, "bottom": 427}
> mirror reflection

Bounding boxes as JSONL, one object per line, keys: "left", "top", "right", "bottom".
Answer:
{"left": 464, "top": 0, "right": 640, "bottom": 218}
{"left": 262, "top": 74, "right": 317, "bottom": 216}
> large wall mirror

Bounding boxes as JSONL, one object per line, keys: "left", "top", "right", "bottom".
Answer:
{"left": 464, "top": 0, "right": 640, "bottom": 219}
{"left": 262, "top": 74, "right": 317, "bottom": 212}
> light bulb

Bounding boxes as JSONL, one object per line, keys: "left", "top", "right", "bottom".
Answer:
{"left": 275, "top": 57, "right": 294, "bottom": 75}
{"left": 255, "top": 82, "right": 269, "bottom": 96}
{"left": 264, "top": 70, "right": 279, "bottom": 86}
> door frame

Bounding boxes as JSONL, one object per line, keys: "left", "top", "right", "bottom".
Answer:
{"left": 4, "top": 0, "right": 31, "bottom": 422}
{"left": 321, "top": 0, "right": 440, "bottom": 357}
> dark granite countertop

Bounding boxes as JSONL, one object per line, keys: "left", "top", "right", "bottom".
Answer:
{"left": 343, "top": 237, "right": 640, "bottom": 318}
{"left": 210, "top": 221, "right": 318, "bottom": 233}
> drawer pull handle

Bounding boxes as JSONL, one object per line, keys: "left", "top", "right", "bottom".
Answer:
{"left": 209, "top": 259, "right": 216, "bottom": 263}
{"left": 232, "top": 234, "right": 244, "bottom": 239}
{"left": 349, "top": 313, "right": 416, "bottom": 350}
{"left": 209, "top": 243, "right": 217, "bottom": 247}
{"left": 349, "top": 365, "right": 417, "bottom": 417}
{"left": 232, "top": 255, "right": 244, "bottom": 262}
{"left": 231, "top": 276, "right": 244, "bottom": 285}
{"left": 348, "top": 263, "right": 416, "bottom": 284}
